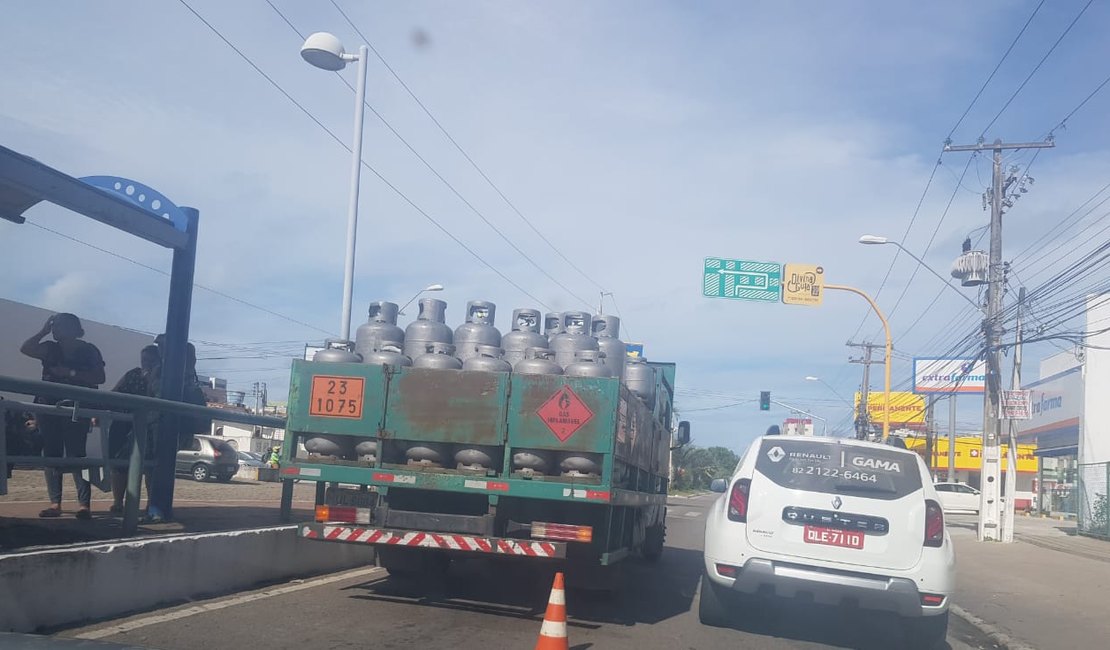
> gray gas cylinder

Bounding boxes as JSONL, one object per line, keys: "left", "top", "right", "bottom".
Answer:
{"left": 454, "top": 446, "right": 498, "bottom": 471}
{"left": 354, "top": 301, "right": 404, "bottom": 361}
{"left": 403, "top": 298, "right": 452, "bottom": 360}
{"left": 544, "top": 312, "right": 563, "bottom": 339}
{"left": 502, "top": 308, "right": 547, "bottom": 366}
{"left": 462, "top": 345, "right": 512, "bottom": 372}
{"left": 406, "top": 443, "right": 448, "bottom": 467}
{"left": 551, "top": 311, "right": 598, "bottom": 369}
{"left": 413, "top": 342, "right": 462, "bottom": 369}
{"left": 362, "top": 342, "right": 412, "bottom": 367}
{"left": 306, "top": 340, "right": 360, "bottom": 458}
{"left": 454, "top": 300, "right": 501, "bottom": 363}
{"left": 623, "top": 356, "right": 657, "bottom": 405}
{"left": 514, "top": 347, "right": 563, "bottom": 375}
{"left": 558, "top": 451, "right": 602, "bottom": 477}
{"left": 592, "top": 314, "right": 626, "bottom": 379}
{"left": 565, "top": 350, "right": 612, "bottom": 378}
{"left": 512, "top": 449, "right": 556, "bottom": 475}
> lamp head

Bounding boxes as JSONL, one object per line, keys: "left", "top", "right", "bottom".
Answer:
{"left": 858, "top": 235, "right": 888, "bottom": 245}
{"left": 301, "top": 32, "right": 350, "bottom": 71}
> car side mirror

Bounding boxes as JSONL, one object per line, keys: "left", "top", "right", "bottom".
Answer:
{"left": 709, "top": 478, "right": 728, "bottom": 493}
{"left": 676, "top": 420, "right": 691, "bottom": 446}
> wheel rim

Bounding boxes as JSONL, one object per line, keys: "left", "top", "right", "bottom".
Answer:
{"left": 194, "top": 466, "right": 207, "bottom": 481}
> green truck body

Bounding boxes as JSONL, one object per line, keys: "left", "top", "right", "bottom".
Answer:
{"left": 282, "top": 359, "right": 683, "bottom": 569}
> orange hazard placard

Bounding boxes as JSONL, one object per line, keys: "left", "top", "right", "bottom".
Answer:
{"left": 308, "top": 375, "right": 365, "bottom": 418}
{"left": 536, "top": 386, "right": 594, "bottom": 442}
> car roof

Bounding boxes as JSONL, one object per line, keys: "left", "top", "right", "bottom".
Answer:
{"left": 753, "top": 435, "right": 920, "bottom": 456}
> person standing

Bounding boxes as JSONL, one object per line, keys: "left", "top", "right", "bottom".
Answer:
{"left": 106, "top": 345, "right": 161, "bottom": 515}
{"left": 20, "top": 313, "right": 106, "bottom": 519}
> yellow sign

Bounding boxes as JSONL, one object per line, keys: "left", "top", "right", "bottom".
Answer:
{"left": 853, "top": 391, "right": 926, "bottom": 425}
{"left": 782, "top": 264, "right": 824, "bottom": 306}
{"left": 904, "top": 436, "right": 1038, "bottom": 473}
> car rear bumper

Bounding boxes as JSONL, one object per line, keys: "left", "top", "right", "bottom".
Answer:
{"left": 720, "top": 558, "right": 947, "bottom": 617}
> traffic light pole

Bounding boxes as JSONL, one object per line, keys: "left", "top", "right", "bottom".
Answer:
{"left": 827, "top": 284, "right": 892, "bottom": 441}
{"left": 771, "top": 399, "right": 828, "bottom": 436}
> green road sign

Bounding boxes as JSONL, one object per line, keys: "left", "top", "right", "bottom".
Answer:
{"left": 703, "top": 257, "right": 782, "bottom": 302}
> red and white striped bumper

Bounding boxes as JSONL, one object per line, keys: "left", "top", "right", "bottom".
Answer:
{"left": 299, "top": 524, "right": 567, "bottom": 558}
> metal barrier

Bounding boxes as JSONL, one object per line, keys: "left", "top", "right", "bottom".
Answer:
{"left": 1, "top": 374, "right": 285, "bottom": 535}
{"left": 1077, "top": 461, "right": 1110, "bottom": 539}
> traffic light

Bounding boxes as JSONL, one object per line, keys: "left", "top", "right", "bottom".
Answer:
{"left": 759, "top": 391, "right": 771, "bottom": 411}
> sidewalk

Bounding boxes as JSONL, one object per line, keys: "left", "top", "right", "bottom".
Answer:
{"left": 1, "top": 469, "right": 317, "bottom": 552}
{"left": 948, "top": 516, "right": 1110, "bottom": 649}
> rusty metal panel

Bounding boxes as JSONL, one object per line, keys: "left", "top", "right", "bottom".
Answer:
{"left": 507, "top": 375, "right": 619, "bottom": 453}
{"left": 381, "top": 368, "right": 508, "bottom": 445}
{"left": 286, "top": 359, "right": 387, "bottom": 436}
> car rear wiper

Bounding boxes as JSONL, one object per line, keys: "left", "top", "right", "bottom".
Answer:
{"left": 833, "top": 483, "right": 897, "bottom": 494}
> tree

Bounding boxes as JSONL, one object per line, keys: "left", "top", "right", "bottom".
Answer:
{"left": 672, "top": 445, "right": 739, "bottom": 490}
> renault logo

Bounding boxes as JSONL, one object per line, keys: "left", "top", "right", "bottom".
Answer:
{"left": 832, "top": 496, "right": 843, "bottom": 510}
{"left": 767, "top": 446, "right": 786, "bottom": 463}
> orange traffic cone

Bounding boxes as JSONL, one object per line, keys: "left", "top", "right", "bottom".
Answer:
{"left": 534, "top": 572, "right": 569, "bottom": 650}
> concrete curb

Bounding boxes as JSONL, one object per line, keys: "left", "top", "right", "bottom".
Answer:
{"left": 0, "top": 525, "right": 375, "bottom": 633}
{"left": 950, "top": 603, "right": 1037, "bottom": 650}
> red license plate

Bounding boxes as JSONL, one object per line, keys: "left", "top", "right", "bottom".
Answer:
{"left": 803, "top": 525, "right": 864, "bottom": 549}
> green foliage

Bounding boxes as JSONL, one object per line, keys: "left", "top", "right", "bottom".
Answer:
{"left": 1093, "top": 492, "right": 1108, "bottom": 534}
{"left": 672, "top": 445, "right": 740, "bottom": 490}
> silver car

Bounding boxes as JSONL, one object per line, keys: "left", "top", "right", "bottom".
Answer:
{"left": 175, "top": 435, "right": 240, "bottom": 482}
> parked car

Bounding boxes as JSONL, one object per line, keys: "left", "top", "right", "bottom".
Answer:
{"left": 237, "top": 450, "right": 267, "bottom": 470}
{"left": 933, "top": 482, "right": 980, "bottom": 514}
{"left": 701, "top": 435, "right": 955, "bottom": 650}
{"left": 175, "top": 435, "right": 239, "bottom": 482}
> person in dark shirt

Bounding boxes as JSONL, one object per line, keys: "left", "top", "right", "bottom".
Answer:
{"left": 20, "top": 313, "right": 106, "bottom": 519}
{"left": 107, "top": 345, "right": 161, "bottom": 514}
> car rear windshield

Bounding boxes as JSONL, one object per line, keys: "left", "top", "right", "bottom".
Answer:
{"left": 755, "top": 438, "right": 923, "bottom": 501}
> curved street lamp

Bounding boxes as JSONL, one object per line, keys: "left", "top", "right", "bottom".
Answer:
{"left": 398, "top": 284, "right": 445, "bottom": 316}
{"left": 301, "top": 32, "right": 371, "bottom": 341}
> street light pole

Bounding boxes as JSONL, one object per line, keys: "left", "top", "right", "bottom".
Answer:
{"left": 301, "top": 33, "right": 370, "bottom": 342}
{"left": 858, "top": 235, "right": 981, "bottom": 310}
{"left": 826, "top": 285, "right": 893, "bottom": 441}
{"left": 398, "top": 283, "right": 445, "bottom": 316}
{"left": 804, "top": 376, "right": 853, "bottom": 407}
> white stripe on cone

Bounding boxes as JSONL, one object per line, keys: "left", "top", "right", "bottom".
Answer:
{"left": 538, "top": 619, "right": 567, "bottom": 638}
{"left": 548, "top": 589, "right": 566, "bottom": 606}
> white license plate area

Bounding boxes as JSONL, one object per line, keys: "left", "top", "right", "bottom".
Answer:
{"left": 325, "top": 486, "right": 377, "bottom": 509}
{"left": 803, "top": 525, "right": 864, "bottom": 549}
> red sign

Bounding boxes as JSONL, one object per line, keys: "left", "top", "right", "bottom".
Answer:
{"left": 536, "top": 386, "right": 594, "bottom": 442}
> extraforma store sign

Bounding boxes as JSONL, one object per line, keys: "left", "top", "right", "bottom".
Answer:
{"left": 912, "top": 358, "right": 987, "bottom": 394}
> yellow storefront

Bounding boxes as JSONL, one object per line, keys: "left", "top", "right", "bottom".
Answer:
{"left": 904, "top": 436, "right": 1038, "bottom": 508}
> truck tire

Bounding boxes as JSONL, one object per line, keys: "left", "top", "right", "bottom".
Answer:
{"left": 642, "top": 524, "right": 665, "bottom": 562}
{"left": 698, "top": 573, "right": 731, "bottom": 628}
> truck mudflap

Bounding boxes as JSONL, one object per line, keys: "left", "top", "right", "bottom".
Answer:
{"left": 299, "top": 523, "right": 567, "bottom": 558}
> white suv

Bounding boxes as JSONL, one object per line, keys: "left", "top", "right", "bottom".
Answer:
{"left": 701, "top": 435, "right": 955, "bottom": 649}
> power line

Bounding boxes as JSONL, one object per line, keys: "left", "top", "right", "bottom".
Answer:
{"left": 978, "top": 0, "right": 1096, "bottom": 138}
{"left": 945, "top": 0, "right": 1046, "bottom": 142}
{"left": 175, "top": 0, "right": 553, "bottom": 310}
{"left": 266, "top": 0, "right": 594, "bottom": 310}
{"left": 326, "top": 0, "right": 610, "bottom": 296}
{"left": 25, "top": 220, "right": 335, "bottom": 335}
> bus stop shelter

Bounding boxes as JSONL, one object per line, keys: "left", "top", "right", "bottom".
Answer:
{"left": 0, "top": 144, "right": 199, "bottom": 520}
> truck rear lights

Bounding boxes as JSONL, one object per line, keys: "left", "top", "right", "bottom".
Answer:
{"left": 715, "top": 563, "right": 738, "bottom": 577}
{"left": 920, "top": 593, "right": 946, "bottom": 607}
{"left": 728, "top": 479, "right": 751, "bottom": 522}
{"left": 530, "top": 522, "right": 593, "bottom": 543}
{"left": 315, "top": 505, "right": 371, "bottom": 524}
{"left": 924, "top": 499, "right": 944, "bottom": 547}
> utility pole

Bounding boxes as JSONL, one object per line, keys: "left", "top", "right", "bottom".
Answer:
{"left": 1002, "top": 286, "right": 1027, "bottom": 543}
{"left": 948, "top": 395, "right": 957, "bottom": 482}
{"left": 848, "top": 342, "right": 882, "bottom": 440}
{"left": 945, "top": 138, "right": 1054, "bottom": 541}
{"left": 925, "top": 398, "right": 936, "bottom": 480}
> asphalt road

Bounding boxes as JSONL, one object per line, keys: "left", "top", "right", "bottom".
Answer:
{"left": 65, "top": 493, "right": 998, "bottom": 650}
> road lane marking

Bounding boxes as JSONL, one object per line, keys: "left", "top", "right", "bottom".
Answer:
{"left": 73, "top": 566, "right": 386, "bottom": 639}
{"left": 684, "top": 511, "right": 702, "bottom": 518}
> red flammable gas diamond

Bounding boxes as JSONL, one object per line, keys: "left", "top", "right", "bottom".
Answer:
{"left": 536, "top": 385, "right": 594, "bottom": 442}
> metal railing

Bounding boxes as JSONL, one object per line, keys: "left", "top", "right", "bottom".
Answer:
{"left": 1078, "top": 461, "right": 1110, "bottom": 539}
{"left": 1, "top": 374, "right": 285, "bottom": 535}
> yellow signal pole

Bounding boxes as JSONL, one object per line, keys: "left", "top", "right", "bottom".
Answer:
{"left": 826, "top": 284, "right": 893, "bottom": 441}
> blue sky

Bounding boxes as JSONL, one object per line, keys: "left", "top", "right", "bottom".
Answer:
{"left": 3, "top": 1, "right": 1109, "bottom": 451}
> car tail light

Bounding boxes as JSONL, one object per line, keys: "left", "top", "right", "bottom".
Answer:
{"left": 715, "top": 563, "right": 738, "bottom": 577}
{"left": 920, "top": 593, "right": 946, "bottom": 607}
{"left": 924, "top": 499, "right": 944, "bottom": 547}
{"left": 315, "top": 505, "right": 371, "bottom": 524}
{"left": 212, "top": 447, "right": 222, "bottom": 458}
{"left": 728, "top": 479, "right": 751, "bottom": 522}
{"left": 530, "top": 522, "right": 593, "bottom": 543}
